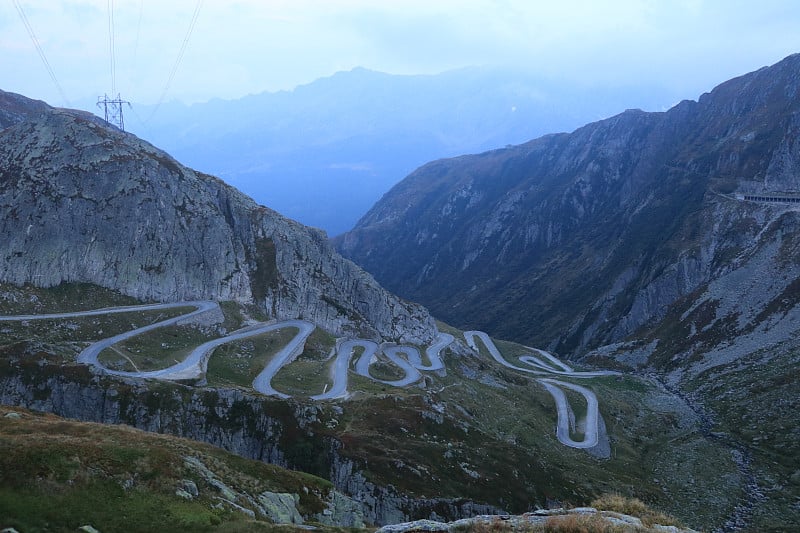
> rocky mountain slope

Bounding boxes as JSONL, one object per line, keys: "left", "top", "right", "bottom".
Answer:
{"left": 0, "top": 90, "right": 434, "bottom": 343}
{"left": 336, "top": 53, "right": 800, "bottom": 530}
{"left": 336, "top": 53, "right": 800, "bottom": 355}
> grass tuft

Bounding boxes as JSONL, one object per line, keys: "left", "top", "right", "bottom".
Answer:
{"left": 590, "top": 494, "right": 680, "bottom": 527}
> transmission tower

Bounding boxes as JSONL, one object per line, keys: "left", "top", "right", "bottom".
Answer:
{"left": 97, "top": 93, "right": 131, "bottom": 131}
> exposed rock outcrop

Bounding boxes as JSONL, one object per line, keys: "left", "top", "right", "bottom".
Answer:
{"left": 376, "top": 508, "right": 700, "bottom": 533}
{"left": 0, "top": 92, "right": 436, "bottom": 343}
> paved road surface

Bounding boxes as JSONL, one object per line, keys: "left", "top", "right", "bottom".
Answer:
{"left": 463, "top": 330, "right": 612, "bottom": 450}
{"left": 538, "top": 378, "right": 600, "bottom": 448}
{"left": 251, "top": 320, "right": 315, "bottom": 398}
{"left": 311, "top": 339, "right": 373, "bottom": 400}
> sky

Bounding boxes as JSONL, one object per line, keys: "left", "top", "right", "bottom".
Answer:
{"left": 2, "top": 0, "right": 800, "bottom": 109}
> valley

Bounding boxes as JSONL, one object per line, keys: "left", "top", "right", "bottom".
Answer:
{"left": 2, "top": 45, "right": 800, "bottom": 531}
{"left": 0, "top": 283, "right": 740, "bottom": 529}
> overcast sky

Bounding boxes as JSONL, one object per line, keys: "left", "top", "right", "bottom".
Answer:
{"left": 2, "top": 0, "right": 800, "bottom": 109}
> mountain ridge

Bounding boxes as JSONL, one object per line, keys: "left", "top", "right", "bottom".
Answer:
{"left": 0, "top": 90, "right": 435, "bottom": 343}
{"left": 336, "top": 52, "right": 800, "bottom": 353}
{"left": 129, "top": 66, "right": 685, "bottom": 235}
{"left": 335, "top": 53, "right": 800, "bottom": 529}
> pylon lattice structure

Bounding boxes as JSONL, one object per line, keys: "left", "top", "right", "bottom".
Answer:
{"left": 97, "top": 93, "right": 131, "bottom": 131}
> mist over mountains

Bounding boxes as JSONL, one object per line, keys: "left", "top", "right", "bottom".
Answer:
{"left": 127, "top": 67, "right": 684, "bottom": 235}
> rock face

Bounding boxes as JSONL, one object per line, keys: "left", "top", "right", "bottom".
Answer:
{"left": 0, "top": 90, "right": 435, "bottom": 343}
{"left": 335, "top": 53, "right": 800, "bottom": 353}
{"left": 335, "top": 53, "right": 800, "bottom": 530}
{"left": 375, "top": 508, "right": 699, "bottom": 533}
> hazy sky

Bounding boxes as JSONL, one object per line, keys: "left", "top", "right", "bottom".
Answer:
{"left": 3, "top": 0, "right": 800, "bottom": 108}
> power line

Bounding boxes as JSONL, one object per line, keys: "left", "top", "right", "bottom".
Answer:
{"left": 107, "top": 0, "right": 117, "bottom": 95}
{"left": 12, "top": 0, "right": 70, "bottom": 106}
{"left": 148, "top": 0, "right": 203, "bottom": 121}
{"left": 133, "top": 0, "right": 143, "bottom": 68}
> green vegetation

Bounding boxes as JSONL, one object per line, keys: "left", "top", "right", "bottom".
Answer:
{"left": 262, "top": 328, "right": 337, "bottom": 396}
{"left": 206, "top": 327, "right": 301, "bottom": 388}
{"left": 0, "top": 282, "right": 141, "bottom": 315}
{"left": 96, "top": 314, "right": 209, "bottom": 372}
{"left": 271, "top": 359, "right": 331, "bottom": 396}
{"left": 0, "top": 308, "right": 193, "bottom": 364}
{"left": 685, "top": 344, "right": 800, "bottom": 530}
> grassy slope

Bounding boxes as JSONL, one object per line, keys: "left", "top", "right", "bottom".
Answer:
{"left": 684, "top": 344, "right": 800, "bottom": 530}
{"left": 0, "top": 406, "right": 336, "bottom": 533}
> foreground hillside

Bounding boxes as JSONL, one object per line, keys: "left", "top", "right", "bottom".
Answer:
{"left": 0, "top": 406, "right": 349, "bottom": 532}
{"left": 0, "top": 410, "right": 696, "bottom": 533}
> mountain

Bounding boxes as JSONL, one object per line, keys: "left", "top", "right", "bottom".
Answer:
{"left": 336, "top": 53, "right": 800, "bottom": 355}
{"left": 128, "top": 67, "right": 683, "bottom": 235}
{"left": 336, "top": 54, "right": 800, "bottom": 529}
{"left": 0, "top": 89, "right": 434, "bottom": 344}
{"left": 0, "top": 89, "right": 749, "bottom": 530}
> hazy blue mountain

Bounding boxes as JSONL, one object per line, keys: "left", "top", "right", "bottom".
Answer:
{"left": 127, "top": 67, "right": 684, "bottom": 235}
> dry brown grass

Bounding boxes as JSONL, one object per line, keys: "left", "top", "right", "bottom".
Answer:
{"left": 0, "top": 405, "right": 334, "bottom": 532}
{"left": 590, "top": 494, "right": 680, "bottom": 528}
{"left": 543, "top": 513, "right": 627, "bottom": 532}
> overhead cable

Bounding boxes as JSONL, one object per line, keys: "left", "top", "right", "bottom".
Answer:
{"left": 148, "top": 0, "right": 203, "bottom": 121}
{"left": 12, "top": 0, "right": 71, "bottom": 106}
{"left": 133, "top": 0, "right": 143, "bottom": 67}
{"left": 108, "top": 0, "right": 117, "bottom": 95}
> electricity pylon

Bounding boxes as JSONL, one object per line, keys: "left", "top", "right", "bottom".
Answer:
{"left": 97, "top": 93, "right": 131, "bottom": 131}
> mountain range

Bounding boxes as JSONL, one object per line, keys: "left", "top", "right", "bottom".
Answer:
{"left": 337, "top": 53, "right": 800, "bottom": 355}
{"left": 127, "top": 67, "right": 684, "bottom": 235}
{"left": 1, "top": 54, "right": 800, "bottom": 531}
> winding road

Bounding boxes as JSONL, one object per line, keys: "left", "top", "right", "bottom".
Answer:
{"left": 2, "top": 302, "right": 616, "bottom": 450}
{"left": 464, "top": 330, "right": 618, "bottom": 449}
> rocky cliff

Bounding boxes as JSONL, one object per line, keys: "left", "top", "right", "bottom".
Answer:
{"left": 0, "top": 91, "right": 435, "bottom": 343}
{"left": 336, "top": 53, "right": 800, "bottom": 530}
{"left": 336, "top": 53, "right": 800, "bottom": 355}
